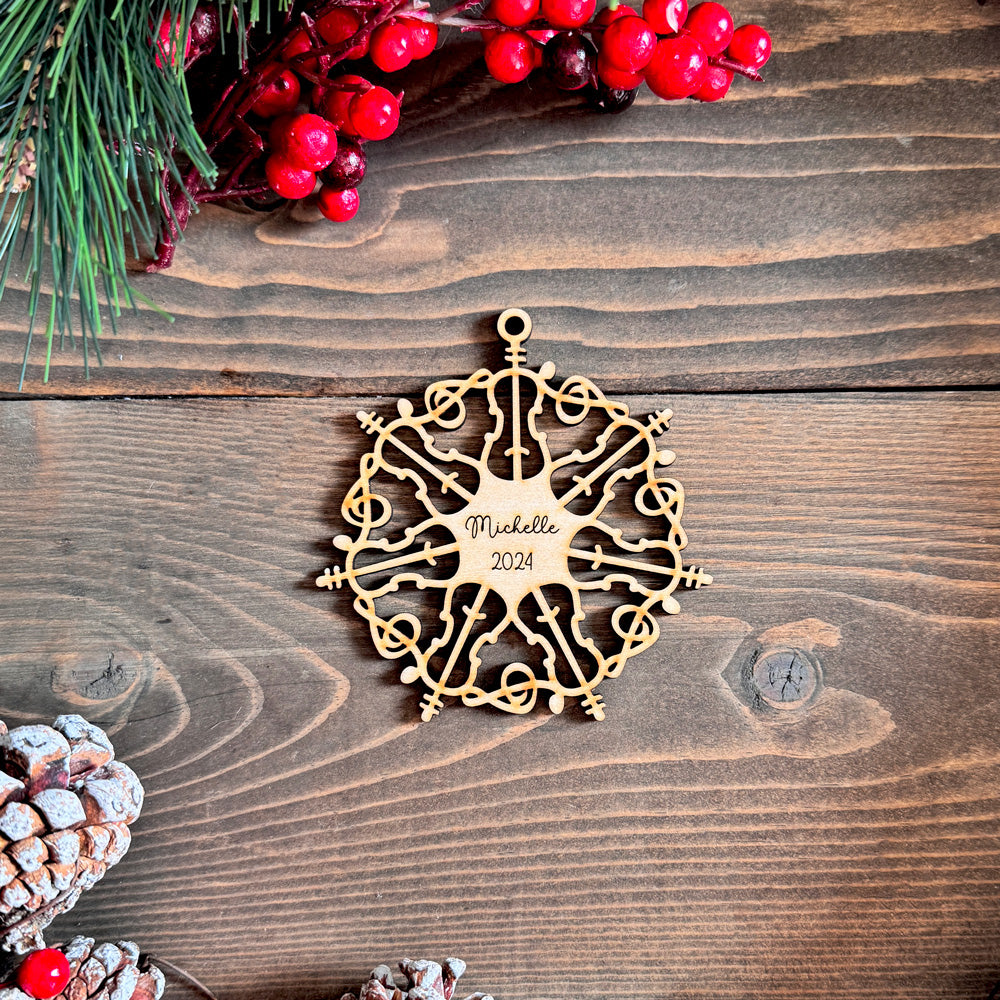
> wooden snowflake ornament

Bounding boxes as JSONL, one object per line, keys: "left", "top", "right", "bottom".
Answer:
{"left": 317, "top": 309, "right": 712, "bottom": 721}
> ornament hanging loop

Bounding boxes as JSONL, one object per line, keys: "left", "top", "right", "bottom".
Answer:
{"left": 497, "top": 308, "right": 532, "bottom": 367}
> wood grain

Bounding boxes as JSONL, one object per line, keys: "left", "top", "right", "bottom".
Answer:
{"left": 0, "top": 0, "right": 998, "bottom": 395}
{"left": 0, "top": 391, "right": 997, "bottom": 998}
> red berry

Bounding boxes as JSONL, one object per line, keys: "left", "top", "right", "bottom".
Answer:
{"left": 153, "top": 13, "right": 192, "bottom": 68}
{"left": 594, "top": 3, "right": 637, "bottom": 24}
{"left": 319, "top": 75, "right": 369, "bottom": 133}
{"left": 596, "top": 50, "right": 643, "bottom": 89}
{"left": 484, "top": 30, "right": 536, "bottom": 84}
{"left": 400, "top": 18, "right": 439, "bottom": 59}
{"left": 265, "top": 156, "right": 317, "bottom": 199}
{"left": 641, "top": 0, "right": 686, "bottom": 33}
{"left": 282, "top": 29, "right": 320, "bottom": 72}
{"left": 691, "top": 62, "right": 732, "bottom": 100}
{"left": 600, "top": 15, "right": 656, "bottom": 72}
{"left": 316, "top": 8, "right": 368, "bottom": 58}
{"left": 16, "top": 949, "right": 71, "bottom": 1000}
{"left": 250, "top": 69, "right": 301, "bottom": 118}
{"left": 370, "top": 20, "right": 412, "bottom": 72}
{"left": 540, "top": 0, "right": 597, "bottom": 29}
{"left": 727, "top": 23, "right": 771, "bottom": 68}
{"left": 486, "top": 0, "right": 541, "bottom": 28}
{"left": 682, "top": 1, "right": 733, "bottom": 55}
{"left": 645, "top": 32, "right": 707, "bottom": 98}
{"left": 318, "top": 186, "right": 361, "bottom": 222}
{"left": 275, "top": 113, "right": 338, "bottom": 171}
{"left": 349, "top": 86, "right": 400, "bottom": 140}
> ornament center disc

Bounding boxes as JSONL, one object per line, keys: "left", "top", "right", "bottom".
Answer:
{"left": 440, "top": 468, "right": 590, "bottom": 608}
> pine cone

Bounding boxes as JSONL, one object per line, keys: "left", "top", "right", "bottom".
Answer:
{"left": 340, "top": 959, "right": 494, "bottom": 1000}
{"left": 0, "top": 718, "right": 144, "bottom": 953}
{"left": 0, "top": 937, "right": 164, "bottom": 1000}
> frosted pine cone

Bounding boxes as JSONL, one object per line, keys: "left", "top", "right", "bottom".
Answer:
{"left": 341, "top": 959, "right": 494, "bottom": 1000}
{"left": 0, "top": 718, "right": 144, "bottom": 953}
{"left": 0, "top": 937, "right": 163, "bottom": 1000}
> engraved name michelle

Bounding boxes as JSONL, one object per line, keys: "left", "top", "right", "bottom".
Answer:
{"left": 464, "top": 514, "right": 560, "bottom": 540}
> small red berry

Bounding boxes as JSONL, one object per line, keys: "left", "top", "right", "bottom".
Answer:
{"left": 727, "top": 23, "right": 771, "bottom": 68}
{"left": 596, "top": 50, "right": 643, "bottom": 89}
{"left": 16, "top": 949, "right": 71, "bottom": 1000}
{"left": 153, "top": 13, "right": 192, "bottom": 68}
{"left": 275, "top": 113, "right": 338, "bottom": 171}
{"left": 349, "top": 86, "right": 400, "bottom": 140}
{"left": 400, "top": 18, "right": 439, "bottom": 60}
{"left": 250, "top": 69, "right": 301, "bottom": 118}
{"left": 369, "top": 20, "right": 412, "bottom": 72}
{"left": 682, "top": 1, "right": 733, "bottom": 56}
{"left": 594, "top": 3, "right": 637, "bottom": 25}
{"left": 319, "top": 75, "right": 369, "bottom": 133}
{"left": 265, "top": 156, "right": 317, "bottom": 199}
{"left": 600, "top": 15, "right": 656, "bottom": 72}
{"left": 645, "top": 32, "right": 708, "bottom": 99}
{"left": 281, "top": 29, "right": 320, "bottom": 72}
{"left": 641, "top": 0, "right": 686, "bottom": 33}
{"left": 316, "top": 8, "right": 368, "bottom": 58}
{"left": 486, "top": 0, "right": 540, "bottom": 28}
{"left": 318, "top": 186, "right": 361, "bottom": 222}
{"left": 540, "top": 0, "right": 597, "bottom": 29}
{"left": 691, "top": 62, "right": 732, "bottom": 100}
{"left": 484, "top": 30, "right": 536, "bottom": 84}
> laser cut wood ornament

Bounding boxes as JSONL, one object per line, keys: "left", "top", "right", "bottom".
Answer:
{"left": 317, "top": 310, "right": 712, "bottom": 721}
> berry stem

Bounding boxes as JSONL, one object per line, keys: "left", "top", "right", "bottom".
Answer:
{"left": 708, "top": 53, "right": 763, "bottom": 81}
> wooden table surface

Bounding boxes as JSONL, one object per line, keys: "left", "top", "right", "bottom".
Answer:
{"left": 1, "top": 1, "right": 999, "bottom": 998}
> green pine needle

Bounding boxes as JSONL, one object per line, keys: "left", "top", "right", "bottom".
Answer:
{"left": 0, "top": 1, "right": 280, "bottom": 388}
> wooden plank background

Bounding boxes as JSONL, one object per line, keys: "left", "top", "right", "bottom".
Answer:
{"left": 1, "top": 0, "right": 999, "bottom": 998}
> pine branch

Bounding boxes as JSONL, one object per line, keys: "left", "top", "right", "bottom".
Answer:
{"left": 0, "top": 0, "right": 219, "bottom": 387}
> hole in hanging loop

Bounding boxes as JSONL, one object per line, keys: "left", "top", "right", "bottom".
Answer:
{"left": 497, "top": 308, "right": 532, "bottom": 342}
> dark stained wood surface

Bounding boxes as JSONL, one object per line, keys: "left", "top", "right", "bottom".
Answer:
{"left": 1, "top": 0, "right": 999, "bottom": 997}
{"left": 0, "top": 0, "right": 998, "bottom": 395}
{"left": 1, "top": 392, "right": 999, "bottom": 998}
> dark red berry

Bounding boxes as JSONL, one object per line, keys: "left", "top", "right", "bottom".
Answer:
{"left": 543, "top": 31, "right": 597, "bottom": 90}
{"left": 349, "top": 86, "right": 400, "bottom": 140}
{"left": 596, "top": 50, "right": 644, "bottom": 89}
{"left": 251, "top": 69, "right": 301, "bottom": 118}
{"left": 318, "top": 186, "right": 361, "bottom": 222}
{"left": 320, "top": 137, "right": 367, "bottom": 190}
{"left": 316, "top": 8, "right": 368, "bottom": 59}
{"left": 484, "top": 30, "right": 536, "bottom": 83}
{"left": 594, "top": 3, "right": 637, "bottom": 24}
{"left": 265, "top": 155, "right": 317, "bottom": 199}
{"left": 370, "top": 20, "right": 412, "bottom": 72}
{"left": 682, "top": 2, "right": 733, "bottom": 56}
{"left": 727, "top": 23, "right": 771, "bottom": 68}
{"left": 486, "top": 0, "right": 541, "bottom": 29}
{"left": 16, "top": 949, "right": 71, "bottom": 1000}
{"left": 540, "top": 0, "right": 597, "bottom": 30}
{"left": 587, "top": 81, "right": 639, "bottom": 112}
{"left": 691, "top": 63, "right": 732, "bottom": 100}
{"left": 189, "top": 5, "right": 221, "bottom": 52}
{"left": 275, "top": 113, "right": 338, "bottom": 171}
{"left": 645, "top": 32, "right": 707, "bottom": 99}
{"left": 641, "top": 0, "right": 687, "bottom": 33}
{"left": 600, "top": 15, "right": 656, "bottom": 72}
{"left": 401, "top": 18, "right": 439, "bottom": 59}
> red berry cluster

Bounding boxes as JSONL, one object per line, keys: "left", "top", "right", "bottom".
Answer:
{"left": 238, "top": 8, "right": 440, "bottom": 222}
{"left": 479, "top": 0, "right": 770, "bottom": 109}
{"left": 14, "top": 948, "right": 71, "bottom": 1000}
